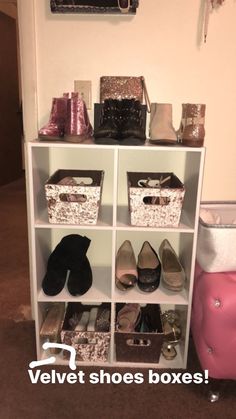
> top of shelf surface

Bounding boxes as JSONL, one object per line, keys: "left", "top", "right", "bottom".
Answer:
{"left": 28, "top": 139, "right": 205, "bottom": 152}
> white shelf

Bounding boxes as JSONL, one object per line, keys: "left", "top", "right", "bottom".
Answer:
{"left": 29, "top": 139, "right": 204, "bottom": 153}
{"left": 38, "top": 266, "right": 112, "bottom": 302}
{"left": 35, "top": 206, "right": 113, "bottom": 229}
{"left": 113, "top": 284, "right": 189, "bottom": 305}
{"left": 26, "top": 141, "right": 205, "bottom": 370}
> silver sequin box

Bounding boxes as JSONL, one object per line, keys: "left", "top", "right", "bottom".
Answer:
{"left": 127, "top": 172, "right": 185, "bottom": 228}
{"left": 45, "top": 169, "right": 104, "bottom": 225}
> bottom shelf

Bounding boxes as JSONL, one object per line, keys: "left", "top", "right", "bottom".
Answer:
{"left": 37, "top": 342, "right": 185, "bottom": 370}
{"left": 36, "top": 302, "right": 187, "bottom": 370}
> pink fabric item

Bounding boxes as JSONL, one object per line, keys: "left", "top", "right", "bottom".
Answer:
{"left": 191, "top": 263, "right": 236, "bottom": 379}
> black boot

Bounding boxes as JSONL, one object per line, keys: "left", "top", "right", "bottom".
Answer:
{"left": 94, "top": 99, "right": 121, "bottom": 144}
{"left": 67, "top": 256, "right": 92, "bottom": 296}
{"left": 65, "top": 235, "right": 93, "bottom": 296}
{"left": 120, "top": 99, "right": 146, "bottom": 145}
{"left": 42, "top": 234, "right": 91, "bottom": 296}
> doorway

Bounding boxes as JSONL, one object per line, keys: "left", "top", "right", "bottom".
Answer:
{"left": 0, "top": 5, "right": 22, "bottom": 186}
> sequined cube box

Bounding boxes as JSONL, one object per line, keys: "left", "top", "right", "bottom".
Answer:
{"left": 127, "top": 172, "right": 185, "bottom": 227}
{"left": 45, "top": 169, "right": 104, "bottom": 225}
{"left": 61, "top": 303, "right": 111, "bottom": 363}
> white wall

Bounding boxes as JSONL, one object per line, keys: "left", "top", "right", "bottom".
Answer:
{"left": 21, "top": 0, "right": 236, "bottom": 200}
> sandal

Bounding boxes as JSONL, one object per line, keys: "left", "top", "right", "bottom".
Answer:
{"left": 161, "top": 341, "right": 177, "bottom": 360}
{"left": 161, "top": 310, "right": 181, "bottom": 344}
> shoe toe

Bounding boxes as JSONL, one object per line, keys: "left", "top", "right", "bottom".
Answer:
{"left": 42, "top": 269, "right": 67, "bottom": 296}
{"left": 116, "top": 274, "right": 137, "bottom": 291}
{"left": 137, "top": 266, "right": 161, "bottom": 292}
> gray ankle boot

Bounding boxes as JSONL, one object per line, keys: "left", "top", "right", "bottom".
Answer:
{"left": 149, "top": 103, "right": 177, "bottom": 145}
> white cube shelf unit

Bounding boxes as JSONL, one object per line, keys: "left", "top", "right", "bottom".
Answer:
{"left": 25, "top": 140, "right": 205, "bottom": 369}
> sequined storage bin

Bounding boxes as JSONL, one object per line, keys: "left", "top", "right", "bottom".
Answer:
{"left": 127, "top": 172, "right": 185, "bottom": 227}
{"left": 45, "top": 169, "right": 104, "bottom": 225}
{"left": 61, "top": 303, "right": 111, "bottom": 363}
{"left": 115, "top": 304, "right": 164, "bottom": 363}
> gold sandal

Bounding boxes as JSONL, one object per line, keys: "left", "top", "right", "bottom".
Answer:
{"left": 161, "top": 310, "right": 181, "bottom": 344}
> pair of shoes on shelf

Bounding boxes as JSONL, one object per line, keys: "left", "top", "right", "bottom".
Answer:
{"left": 115, "top": 240, "right": 161, "bottom": 293}
{"left": 42, "top": 234, "right": 92, "bottom": 297}
{"left": 69, "top": 306, "right": 110, "bottom": 332}
{"left": 149, "top": 103, "right": 206, "bottom": 147}
{"left": 116, "top": 303, "right": 163, "bottom": 334}
{"left": 38, "top": 92, "right": 93, "bottom": 143}
{"left": 94, "top": 99, "right": 146, "bottom": 146}
{"left": 116, "top": 239, "right": 185, "bottom": 293}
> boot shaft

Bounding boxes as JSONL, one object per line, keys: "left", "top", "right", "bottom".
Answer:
{"left": 94, "top": 99, "right": 121, "bottom": 143}
{"left": 64, "top": 92, "right": 93, "bottom": 142}
{"left": 182, "top": 103, "right": 206, "bottom": 147}
{"left": 149, "top": 103, "right": 177, "bottom": 144}
{"left": 101, "top": 98, "right": 122, "bottom": 128}
{"left": 120, "top": 99, "right": 146, "bottom": 143}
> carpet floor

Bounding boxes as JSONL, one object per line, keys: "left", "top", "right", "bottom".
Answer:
{"left": 0, "top": 176, "right": 235, "bottom": 419}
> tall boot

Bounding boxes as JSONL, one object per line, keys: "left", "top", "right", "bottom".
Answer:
{"left": 94, "top": 98, "right": 121, "bottom": 145}
{"left": 65, "top": 234, "right": 92, "bottom": 296}
{"left": 149, "top": 103, "right": 177, "bottom": 145}
{"left": 120, "top": 99, "right": 146, "bottom": 145}
{"left": 38, "top": 96, "right": 68, "bottom": 140}
{"left": 64, "top": 92, "right": 93, "bottom": 143}
{"left": 182, "top": 104, "right": 206, "bottom": 147}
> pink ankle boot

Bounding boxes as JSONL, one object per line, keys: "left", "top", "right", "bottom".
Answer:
{"left": 64, "top": 92, "right": 93, "bottom": 143}
{"left": 38, "top": 96, "right": 68, "bottom": 140}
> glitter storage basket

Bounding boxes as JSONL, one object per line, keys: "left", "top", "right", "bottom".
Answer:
{"left": 45, "top": 169, "right": 104, "bottom": 225}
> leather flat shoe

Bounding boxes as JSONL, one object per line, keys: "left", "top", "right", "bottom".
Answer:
{"left": 159, "top": 239, "right": 185, "bottom": 292}
{"left": 115, "top": 240, "right": 137, "bottom": 291}
{"left": 137, "top": 241, "right": 161, "bottom": 292}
